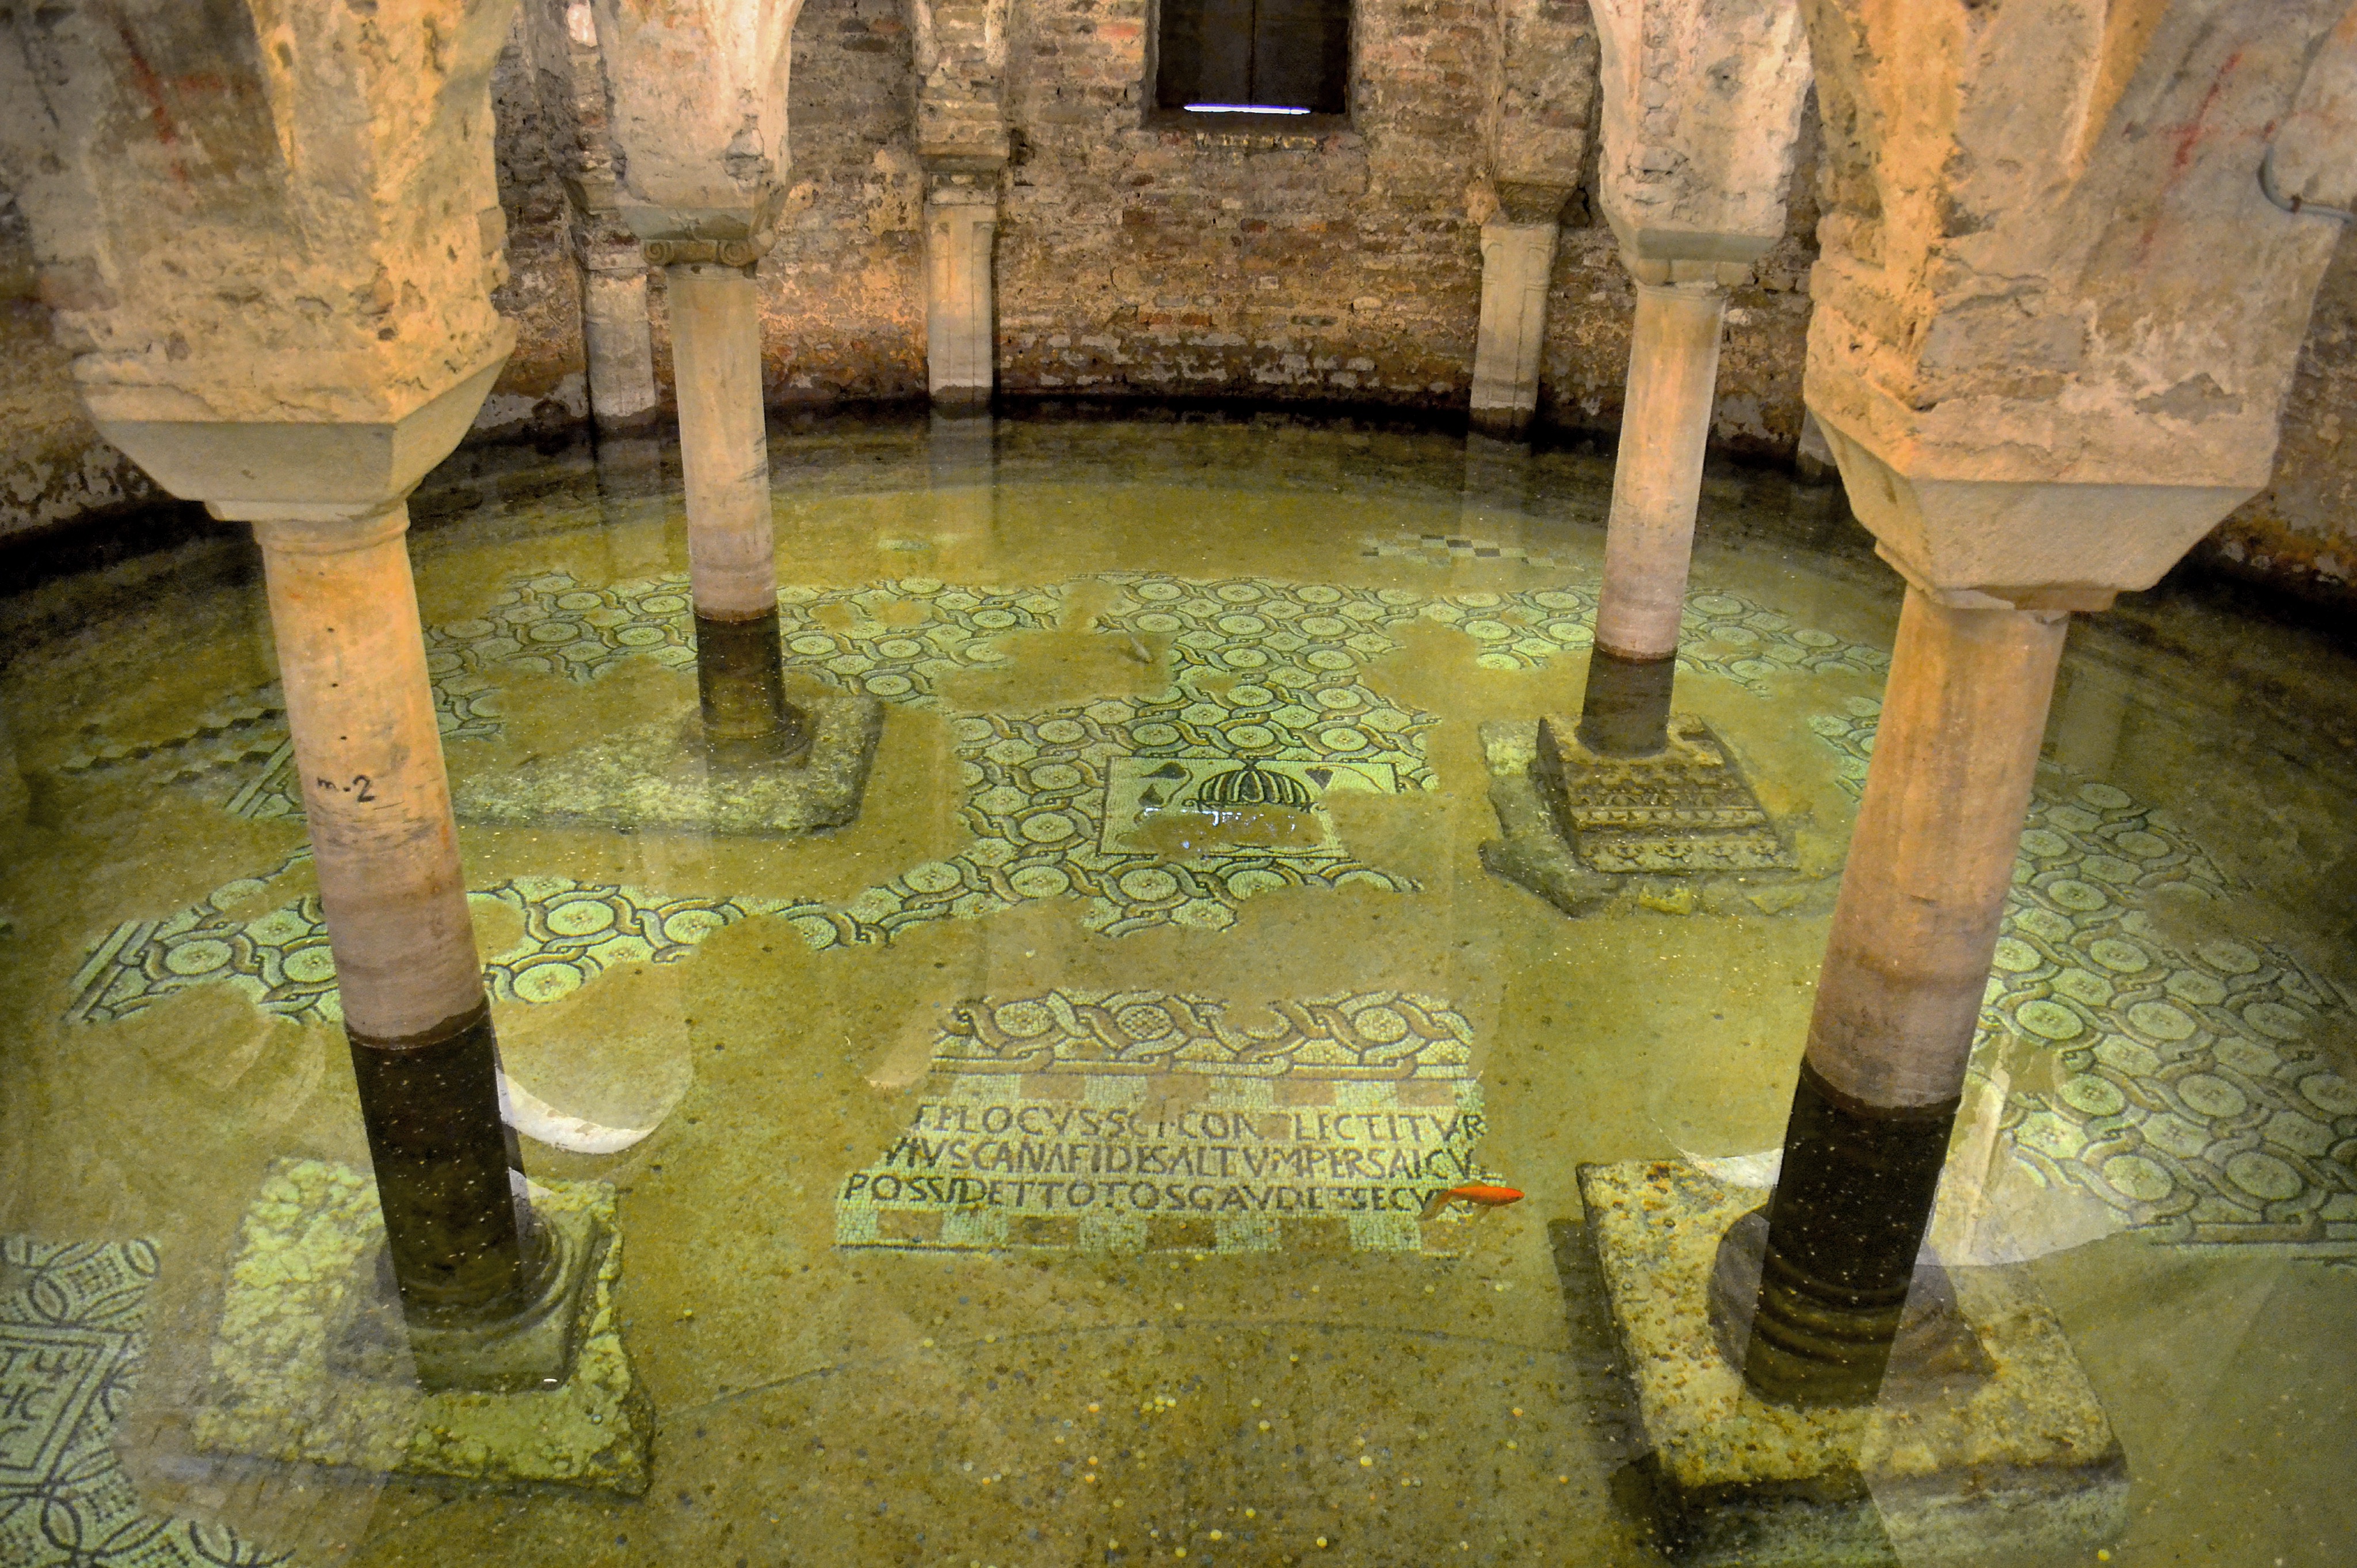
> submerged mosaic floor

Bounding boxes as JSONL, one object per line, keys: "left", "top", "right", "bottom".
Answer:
{"left": 0, "top": 1237, "right": 291, "bottom": 1568}
{"left": 54, "top": 551, "right": 2357, "bottom": 1256}
{"left": 836, "top": 989, "right": 1490, "bottom": 1257}
{"left": 1813, "top": 714, "right": 2357, "bottom": 1252}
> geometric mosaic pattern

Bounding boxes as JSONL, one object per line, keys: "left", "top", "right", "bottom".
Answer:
{"left": 1809, "top": 699, "right": 2357, "bottom": 1253}
{"left": 0, "top": 1236, "right": 291, "bottom": 1567}
{"left": 1361, "top": 533, "right": 1891, "bottom": 688}
{"left": 55, "top": 550, "right": 2355, "bottom": 1253}
{"left": 63, "top": 849, "right": 799, "bottom": 1027}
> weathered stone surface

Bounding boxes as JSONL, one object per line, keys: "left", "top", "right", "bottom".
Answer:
{"left": 1492, "top": 0, "right": 1599, "bottom": 193}
{"left": 0, "top": 1, "right": 517, "bottom": 432}
{"left": 1592, "top": 0, "right": 1813, "bottom": 266}
{"left": 590, "top": 0, "right": 805, "bottom": 249}
{"left": 452, "top": 687, "right": 884, "bottom": 834}
{"left": 913, "top": 0, "right": 1010, "bottom": 169}
{"left": 1477, "top": 719, "right": 1830, "bottom": 920}
{"left": 1578, "top": 1160, "right": 2129, "bottom": 1567}
{"left": 10, "top": 0, "right": 2357, "bottom": 614}
{"left": 196, "top": 1159, "right": 652, "bottom": 1495}
{"left": 1802, "top": 0, "right": 2357, "bottom": 598}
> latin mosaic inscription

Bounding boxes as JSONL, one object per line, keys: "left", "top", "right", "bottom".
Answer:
{"left": 837, "top": 990, "right": 1493, "bottom": 1256}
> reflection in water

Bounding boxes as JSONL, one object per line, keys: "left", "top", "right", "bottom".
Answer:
{"left": 1, "top": 415, "right": 2352, "bottom": 1563}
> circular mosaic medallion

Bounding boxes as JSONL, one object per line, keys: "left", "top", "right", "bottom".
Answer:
{"left": 1019, "top": 812, "right": 1077, "bottom": 844}
{"left": 2242, "top": 1001, "right": 2309, "bottom": 1041}
{"left": 2174, "top": 1073, "right": 2248, "bottom": 1119}
{"left": 661, "top": 908, "right": 727, "bottom": 945}
{"left": 2017, "top": 999, "right": 2085, "bottom": 1041}
{"left": 2196, "top": 939, "right": 2263, "bottom": 975}
{"left": 514, "top": 960, "right": 585, "bottom": 1004}
{"left": 2045, "top": 879, "right": 2111, "bottom": 913}
{"left": 903, "top": 861, "right": 966, "bottom": 895}
{"left": 2101, "top": 1153, "right": 2174, "bottom": 1203}
{"left": 2225, "top": 1150, "right": 2303, "bottom": 1203}
{"left": 2127, "top": 1001, "right": 2199, "bottom": 1041}
{"left": 1117, "top": 867, "right": 1180, "bottom": 902}
{"left": 1009, "top": 865, "right": 1073, "bottom": 899}
{"left": 546, "top": 898, "right": 617, "bottom": 938}
{"left": 2059, "top": 1074, "right": 2127, "bottom": 1117}
{"left": 164, "top": 938, "right": 235, "bottom": 977}
{"left": 2088, "top": 938, "right": 2151, "bottom": 973}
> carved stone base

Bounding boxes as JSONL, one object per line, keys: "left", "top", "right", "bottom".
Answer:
{"left": 453, "top": 689, "right": 883, "bottom": 837}
{"left": 1477, "top": 720, "right": 1829, "bottom": 918}
{"left": 195, "top": 1159, "right": 650, "bottom": 1495}
{"left": 1576, "top": 1162, "right": 2127, "bottom": 1566}
{"left": 1535, "top": 713, "right": 1796, "bottom": 873}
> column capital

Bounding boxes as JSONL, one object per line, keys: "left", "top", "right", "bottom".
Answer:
{"left": 1802, "top": 0, "right": 2357, "bottom": 595}
{"left": 89, "top": 354, "right": 509, "bottom": 524}
{"left": 1591, "top": 0, "right": 1811, "bottom": 270}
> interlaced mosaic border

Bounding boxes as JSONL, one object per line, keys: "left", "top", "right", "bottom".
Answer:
{"left": 62, "top": 849, "right": 806, "bottom": 1028}
{"left": 0, "top": 1236, "right": 292, "bottom": 1568}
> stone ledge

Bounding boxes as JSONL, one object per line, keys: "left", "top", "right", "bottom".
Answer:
{"left": 1576, "top": 1160, "right": 2127, "bottom": 1566}
{"left": 194, "top": 1158, "right": 651, "bottom": 1495}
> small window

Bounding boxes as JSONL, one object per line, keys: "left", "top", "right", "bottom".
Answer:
{"left": 1154, "top": 0, "right": 1351, "bottom": 118}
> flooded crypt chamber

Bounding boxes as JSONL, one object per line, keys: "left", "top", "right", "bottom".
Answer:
{"left": 2, "top": 2, "right": 2356, "bottom": 1566}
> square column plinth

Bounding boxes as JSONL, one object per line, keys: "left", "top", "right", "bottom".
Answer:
{"left": 1478, "top": 718, "right": 1825, "bottom": 919}
{"left": 1576, "top": 1162, "right": 2126, "bottom": 1566}
{"left": 194, "top": 1159, "right": 651, "bottom": 1495}
{"left": 452, "top": 690, "right": 884, "bottom": 837}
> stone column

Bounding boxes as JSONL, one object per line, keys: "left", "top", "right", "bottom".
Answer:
{"left": 581, "top": 254, "right": 660, "bottom": 432}
{"left": 250, "top": 502, "right": 537, "bottom": 1321}
{"left": 1469, "top": 219, "right": 1560, "bottom": 437}
{"left": 0, "top": 0, "right": 619, "bottom": 1405}
{"left": 1475, "top": 0, "right": 1599, "bottom": 437}
{"left": 1578, "top": 272, "right": 1728, "bottom": 756}
{"left": 592, "top": 0, "right": 813, "bottom": 756}
{"left": 1746, "top": 0, "right": 2357, "bottom": 1409}
{"left": 1745, "top": 589, "right": 2068, "bottom": 1403}
{"left": 1576, "top": 1, "right": 1810, "bottom": 756}
{"left": 661, "top": 256, "right": 807, "bottom": 759}
{"left": 925, "top": 193, "right": 998, "bottom": 408}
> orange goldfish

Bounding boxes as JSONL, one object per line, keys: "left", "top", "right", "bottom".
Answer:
{"left": 1421, "top": 1182, "right": 1525, "bottom": 1220}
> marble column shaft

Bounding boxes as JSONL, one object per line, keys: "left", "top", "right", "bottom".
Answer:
{"left": 1593, "top": 278, "right": 1727, "bottom": 663}
{"left": 665, "top": 266, "right": 777, "bottom": 621}
{"left": 256, "top": 503, "right": 528, "bottom": 1317}
{"left": 1746, "top": 588, "right": 2069, "bottom": 1405}
{"left": 581, "top": 265, "right": 660, "bottom": 432}
{"left": 1805, "top": 590, "right": 2070, "bottom": 1108}
{"left": 926, "top": 199, "right": 998, "bottom": 405}
{"left": 1469, "top": 220, "right": 1561, "bottom": 433}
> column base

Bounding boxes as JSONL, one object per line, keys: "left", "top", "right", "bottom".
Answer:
{"left": 452, "top": 689, "right": 883, "bottom": 837}
{"left": 194, "top": 1158, "right": 651, "bottom": 1495}
{"left": 1575, "top": 1161, "right": 2127, "bottom": 1566}
{"left": 352, "top": 1208, "right": 592, "bottom": 1394}
{"left": 1477, "top": 717, "right": 1822, "bottom": 919}
{"left": 929, "top": 386, "right": 994, "bottom": 415}
{"left": 1467, "top": 403, "right": 1535, "bottom": 440}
